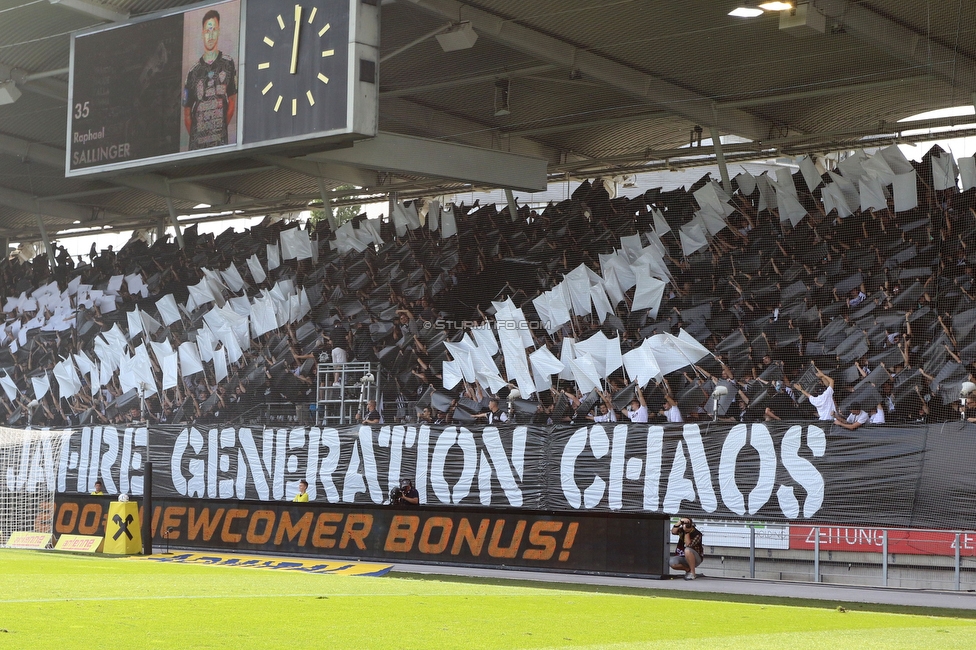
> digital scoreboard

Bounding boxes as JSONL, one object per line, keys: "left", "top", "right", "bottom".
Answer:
{"left": 66, "top": 0, "right": 378, "bottom": 177}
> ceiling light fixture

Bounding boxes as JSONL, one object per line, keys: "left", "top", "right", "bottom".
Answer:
{"left": 729, "top": 4, "right": 764, "bottom": 18}
{"left": 759, "top": 1, "right": 793, "bottom": 10}
{"left": 435, "top": 21, "right": 478, "bottom": 52}
{"left": 494, "top": 79, "right": 511, "bottom": 116}
{"left": 0, "top": 80, "right": 22, "bottom": 105}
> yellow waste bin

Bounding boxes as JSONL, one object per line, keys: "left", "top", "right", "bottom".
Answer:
{"left": 103, "top": 501, "right": 142, "bottom": 555}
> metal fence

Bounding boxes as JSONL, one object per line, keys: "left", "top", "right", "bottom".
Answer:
{"left": 672, "top": 520, "right": 976, "bottom": 591}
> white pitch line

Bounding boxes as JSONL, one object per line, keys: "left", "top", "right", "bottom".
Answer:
{"left": 0, "top": 591, "right": 611, "bottom": 605}
{"left": 0, "top": 593, "right": 378, "bottom": 604}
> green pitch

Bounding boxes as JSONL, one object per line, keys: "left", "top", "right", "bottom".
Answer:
{"left": 2, "top": 550, "right": 975, "bottom": 649}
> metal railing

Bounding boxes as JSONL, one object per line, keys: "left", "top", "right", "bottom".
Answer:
{"left": 315, "top": 361, "right": 380, "bottom": 426}
{"left": 224, "top": 401, "right": 314, "bottom": 427}
{"left": 673, "top": 520, "right": 976, "bottom": 591}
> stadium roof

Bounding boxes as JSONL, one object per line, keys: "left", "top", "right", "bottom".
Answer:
{"left": 0, "top": 0, "right": 974, "bottom": 241}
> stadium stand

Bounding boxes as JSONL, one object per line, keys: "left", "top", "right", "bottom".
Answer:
{"left": 0, "top": 143, "right": 971, "bottom": 428}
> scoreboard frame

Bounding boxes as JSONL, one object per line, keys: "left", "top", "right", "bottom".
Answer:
{"left": 65, "top": 0, "right": 378, "bottom": 178}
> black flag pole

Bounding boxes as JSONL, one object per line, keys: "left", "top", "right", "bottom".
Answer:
{"left": 142, "top": 461, "right": 153, "bottom": 556}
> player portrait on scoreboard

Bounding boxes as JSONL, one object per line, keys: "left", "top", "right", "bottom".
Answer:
{"left": 180, "top": 1, "right": 241, "bottom": 152}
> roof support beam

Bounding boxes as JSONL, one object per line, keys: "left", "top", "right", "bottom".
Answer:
{"left": 709, "top": 126, "right": 732, "bottom": 194}
{"left": 255, "top": 154, "right": 380, "bottom": 188}
{"left": 48, "top": 0, "right": 128, "bottom": 23}
{"left": 0, "top": 183, "right": 105, "bottom": 224}
{"left": 817, "top": 0, "right": 976, "bottom": 92}
{"left": 22, "top": 67, "right": 69, "bottom": 82}
{"left": 718, "top": 74, "right": 933, "bottom": 109}
{"left": 0, "top": 132, "right": 231, "bottom": 207}
{"left": 306, "top": 132, "right": 549, "bottom": 192}
{"left": 380, "top": 64, "right": 557, "bottom": 98}
{"left": 117, "top": 174, "right": 229, "bottom": 208}
{"left": 403, "top": 0, "right": 777, "bottom": 141}
{"left": 500, "top": 76, "right": 928, "bottom": 139}
{"left": 35, "top": 213, "right": 55, "bottom": 270}
{"left": 0, "top": 62, "right": 69, "bottom": 102}
{"left": 504, "top": 110, "right": 667, "bottom": 138}
{"left": 164, "top": 197, "right": 185, "bottom": 249}
{"left": 316, "top": 178, "right": 337, "bottom": 230}
{"left": 381, "top": 96, "right": 561, "bottom": 163}
{"left": 379, "top": 21, "right": 453, "bottom": 64}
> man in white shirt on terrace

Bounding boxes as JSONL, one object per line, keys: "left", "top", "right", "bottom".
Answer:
{"left": 624, "top": 386, "right": 649, "bottom": 423}
{"left": 330, "top": 340, "right": 348, "bottom": 386}
{"left": 792, "top": 367, "right": 836, "bottom": 422}
{"left": 835, "top": 405, "right": 870, "bottom": 430}
{"left": 659, "top": 393, "right": 683, "bottom": 423}
{"left": 587, "top": 391, "right": 617, "bottom": 423}
{"left": 868, "top": 403, "right": 886, "bottom": 424}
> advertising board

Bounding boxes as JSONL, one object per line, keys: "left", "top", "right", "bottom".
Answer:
{"left": 54, "top": 494, "right": 669, "bottom": 576}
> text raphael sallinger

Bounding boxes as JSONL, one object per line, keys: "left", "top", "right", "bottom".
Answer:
{"left": 72, "top": 127, "right": 131, "bottom": 166}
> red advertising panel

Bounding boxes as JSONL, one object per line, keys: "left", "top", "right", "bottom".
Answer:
{"left": 790, "top": 525, "right": 976, "bottom": 557}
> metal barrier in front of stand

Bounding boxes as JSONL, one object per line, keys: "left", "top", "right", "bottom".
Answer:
{"left": 674, "top": 520, "right": 976, "bottom": 591}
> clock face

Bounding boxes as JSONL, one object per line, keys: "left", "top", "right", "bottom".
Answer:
{"left": 242, "top": 0, "right": 349, "bottom": 144}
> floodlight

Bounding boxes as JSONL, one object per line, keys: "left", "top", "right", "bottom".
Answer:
{"left": 435, "top": 21, "right": 478, "bottom": 52}
{"left": 494, "top": 79, "right": 511, "bottom": 116}
{"left": 711, "top": 385, "right": 729, "bottom": 422}
{"left": 759, "top": 1, "right": 793, "bottom": 10}
{"left": 729, "top": 4, "right": 764, "bottom": 18}
{"left": 0, "top": 81, "right": 21, "bottom": 106}
{"left": 960, "top": 382, "right": 975, "bottom": 421}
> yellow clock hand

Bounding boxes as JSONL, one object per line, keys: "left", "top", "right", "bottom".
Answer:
{"left": 290, "top": 4, "right": 302, "bottom": 74}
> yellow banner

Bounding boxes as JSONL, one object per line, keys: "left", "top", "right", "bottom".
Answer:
{"left": 54, "top": 534, "right": 103, "bottom": 553}
{"left": 141, "top": 552, "right": 392, "bottom": 576}
{"left": 5, "top": 531, "right": 52, "bottom": 549}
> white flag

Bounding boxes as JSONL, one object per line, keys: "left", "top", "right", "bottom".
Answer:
{"left": 178, "top": 342, "right": 204, "bottom": 377}
{"left": 31, "top": 374, "right": 50, "bottom": 401}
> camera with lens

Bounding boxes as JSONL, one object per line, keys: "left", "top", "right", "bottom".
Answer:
{"left": 388, "top": 486, "right": 403, "bottom": 506}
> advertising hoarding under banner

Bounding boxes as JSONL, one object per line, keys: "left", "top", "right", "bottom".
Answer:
{"left": 670, "top": 520, "right": 790, "bottom": 551}
{"left": 53, "top": 495, "right": 669, "bottom": 576}
{"left": 789, "top": 526, "right": 976, "bottom": 558}
{"left": 22, "top": 421, "right": 976, "bottom": 529}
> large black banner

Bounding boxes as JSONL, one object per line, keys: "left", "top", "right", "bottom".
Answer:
{"left": 53, "top": 495, "right": 668, "bottom": 576}
{"left": 33, "top": 421, "right": 976, "bottom": 529}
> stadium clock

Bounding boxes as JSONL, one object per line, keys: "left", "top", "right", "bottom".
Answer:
{"left": 251, "top": 4, "right": 345, "bottom": 117}
{"left": 242, "top": 0, "right": 351, "bottom": 143}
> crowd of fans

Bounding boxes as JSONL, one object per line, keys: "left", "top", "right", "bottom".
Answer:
{"left": 1, "top": 143, "right": 973, "bottom": 428}
{"left": 418, "top": 144, "right": 976, "bottom": 426}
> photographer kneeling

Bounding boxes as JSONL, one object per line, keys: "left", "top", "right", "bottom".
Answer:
{"left": 669, "top": 517, "right": 704, "bottom": 580}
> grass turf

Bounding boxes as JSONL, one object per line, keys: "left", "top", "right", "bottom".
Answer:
{"left": 1, "top": 550, "right": 975, "bottom": 649}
